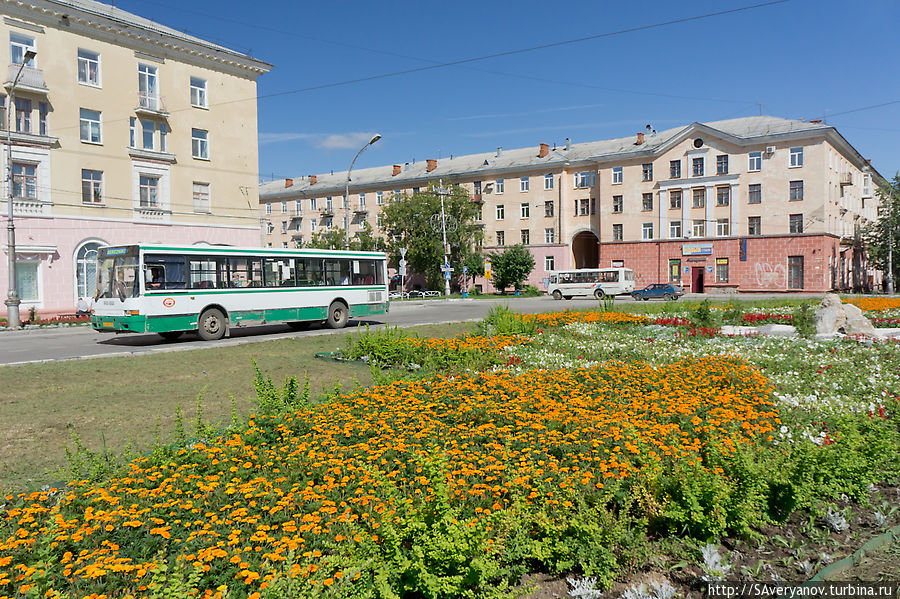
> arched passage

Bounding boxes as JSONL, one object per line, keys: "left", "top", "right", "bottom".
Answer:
{"left": 571, "top": 230, "right": 599, "bottom": 269}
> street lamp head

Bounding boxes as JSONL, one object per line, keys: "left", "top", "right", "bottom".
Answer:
{"left": 23, "top": 50, "right": 36, "bottom": 62}
{"left": 368, "top": 134, "right": 382, "bottom": 145}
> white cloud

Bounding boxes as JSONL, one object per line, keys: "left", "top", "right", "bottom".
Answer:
{"left": 258, "top": 132, "right": 316, "bottom": 146}
{"left": 316, "top": 132, "right": 379, "bottom": 150}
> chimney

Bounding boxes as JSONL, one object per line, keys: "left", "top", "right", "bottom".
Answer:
{"left": 809, "top": 118, "right": 823, "bottom": 124}
{"left": 309, "top": 175, "right": 317, "bottom": 185}
{"left": 392, "top": 164, "right": 401, "bottom": 176}
{"left": 426, "top": 158, "right": 437, "bottom": 172}
{"left": 284, "top": 178, "right": 293, "bottom": 188}
{"left": 539, "top": 142, "right": 549, "bottom": 158}
{"left": 565, "top": 137, "right": 571, "bottom": 150}
{"left": 635, "top": 132, "right": 645, "bottom": 145}
{"left": 496, "top": 147, "right": 502, "bottom": 157}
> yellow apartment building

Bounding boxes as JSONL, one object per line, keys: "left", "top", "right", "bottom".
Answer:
{"left": 260, "top": 117, "right": 882, "bottom": 294}
{"left": 1, "top": 0, "right": 270, "bottom": 318}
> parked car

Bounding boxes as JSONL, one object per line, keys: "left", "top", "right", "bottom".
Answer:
{"left": 630, "top": 283, "right": 684, "bottom": 301}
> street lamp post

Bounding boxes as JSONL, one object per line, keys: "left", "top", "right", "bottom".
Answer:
{"left": 5, "top": 49, "right": 36, "bottom": 330}
{"left": 344, "top": 134, "right": 381, "bottom": 250}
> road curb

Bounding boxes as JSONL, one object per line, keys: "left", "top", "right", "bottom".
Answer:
{"left": 810, "top": 523, "right": 900, "bottom": 581}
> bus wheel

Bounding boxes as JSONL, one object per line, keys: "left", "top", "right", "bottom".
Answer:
{"left": 198, "top": 308, "right": 227, "bottom": 341}
{"left": 552, "top": 290, "right": 563, "bottom": 300}
{"left": 158, "top": 331, "right": 183, "bottom": 341}
{"left": 593, "top": 288, "right": 606, "bottom": 300}
{"left": 325, "top": 301, "right": 349, "bottom": 329}
{"left": 287, "top": 321, "right": 310, "bottom": 331}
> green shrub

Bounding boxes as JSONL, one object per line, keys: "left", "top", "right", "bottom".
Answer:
{"left": 689, "top": 299, "right": 718, "bottom": 329}
{"left": 722, "top": 304, "right": 744, "bottom": 326}
{"left": 477, "top": 304, "right": 537, "bottom": 336}
{"left": 792, "top": 303, "right": 816, "bottom": 337}
{"left": 251, "top": 359, "right": 311, "bottom": 416}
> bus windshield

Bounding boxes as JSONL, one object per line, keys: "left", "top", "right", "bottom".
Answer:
{"left": 96, "top": 246, "right": 140, "bottom": 300}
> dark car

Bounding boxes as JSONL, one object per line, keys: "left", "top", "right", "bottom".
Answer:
{"left": 631, "top": 283, "right": 684, "bottom": 301}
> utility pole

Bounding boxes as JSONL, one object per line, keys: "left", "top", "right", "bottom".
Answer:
{"left": 435, "top": 181, "right": 452, "bottom": 297}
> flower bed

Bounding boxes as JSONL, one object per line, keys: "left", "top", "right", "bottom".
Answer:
{"left": 0, "top": 357, "right": 779, "bottom": 597}
{"left": 843, "top": 298, "right": 900, "bottom": 312}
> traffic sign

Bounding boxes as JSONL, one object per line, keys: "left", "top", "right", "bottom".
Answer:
{"left": 400, "top": 247, "right": 407, "bottom": 257}
{"left": 463, "top": 266, "right": 468, "bottom": 275}
{"left": 399, "top": 266, "right": 407, "bottom": 276}
{"left": 399, "top": 259, "right": 407, "bottom": 266}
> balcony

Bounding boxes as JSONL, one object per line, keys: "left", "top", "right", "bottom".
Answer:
{"left": 135, "top": 92, "right": 169, "bottom": 117}
{"left": 353, "top": 205, "right": 368, "bottom": 214}
{"left": 291, "top": 232, "right": 304, "bottom": 242}
{"left": 471, "top": 193, "right": 483, "bottom": 203}
{"left": 319, "top": 206, "right": 334, "bottom": 217}
{"left": 840, "top": 172, "right": 853, "bottom": 186}
{"left": 4, "top": 64, "right": 48, "bottom": 95}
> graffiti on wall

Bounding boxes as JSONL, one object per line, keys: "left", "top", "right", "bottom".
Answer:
{"left": 754, "top": 262, "right": 786, "bottom": 288}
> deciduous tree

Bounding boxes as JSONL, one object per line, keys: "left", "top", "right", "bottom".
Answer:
{"left": 490, "top": 244, "right": 535, "bottom": 292}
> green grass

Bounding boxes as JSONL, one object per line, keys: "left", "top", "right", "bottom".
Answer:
{"left": 0, "top": 322, "right": 472, "bottom": 493}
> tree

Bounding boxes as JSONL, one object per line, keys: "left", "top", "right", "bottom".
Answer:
{"left": 381, "top": 184, "right": 483, "bottom": 289}
{"left": 490, "top": 244, "right": 535, "bottom": 292}
{"left": 862, "top": 173, "right": 900, "bottom": 291}
{"left": 305, "top": 221, "right": 386, "bottom": 252}
{"left": 462, "top": 252, "right": 484, "bottom": 290}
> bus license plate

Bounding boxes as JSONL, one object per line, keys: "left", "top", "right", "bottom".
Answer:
{"left": 102, "top": 321, "right": 114, "bottom": 327}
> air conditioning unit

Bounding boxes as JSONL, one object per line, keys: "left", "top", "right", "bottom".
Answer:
{"left": 765, "top": 146, "right": 776, "bottom": 155}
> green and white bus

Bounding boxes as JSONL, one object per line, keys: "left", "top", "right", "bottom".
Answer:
{"left": 91, "top": 244, "right": 389, "bottom": 340}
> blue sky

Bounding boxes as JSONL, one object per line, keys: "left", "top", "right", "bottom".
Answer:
{"left": 117, "top": 0, "right": 900, "bottom": 181}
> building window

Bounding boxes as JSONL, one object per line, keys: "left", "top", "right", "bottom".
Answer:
{"left": 670, "top": 220, "right": 682, "bottom": 238}
{"left": 376, "top": 191, "right": 383, "bottom": 204}
{"left": 77, "top": 49, "right": 100, "bottom": 86}
{"left": 81, "top": 169, "right": 102, "bottom": 204}
{"left": 612, "top": 195, "right": 623, "bottom": 213}
{"left": 789, "top": 213, "right": 804, "bottom": 234}
{"left": 325, "top": 196, "right": 333, "bottom": 209}
{"left": 716, "top": 186, "right": 730, "bottom": 206}
{"left": 495, "top": 179, "right": 504, "bottom": 193}
{"left": 12, "top": 163, "right": 36, "bottom": 199}
{"left": 309, "top": 197, "right": 317, "bottom": 210}
{"left": 192, "top": 129, "right": 209, "bottom": 159}
{"left": 748, "top": 216, "right": 761, "bottom": 236}
{"left": 358, "top": 193, "right": 366, "bottom": 207}
{"left": 544, "top": 228, "right": 555, "bottom": 244}
{"left": 788, "top": 255, "right": 804, "bottom": 289}
{"left": 265, "top": 203, "right": 272, "bottom": 215}
{"left": 670, "top": 160, "right": 681, "bottom": 179}
{"left": 10, "top": 33, "right": 35, "bottom": 66}
{"left": 520, "top": 177, "right": 529, "bottom": 192}
{"left": 642, "top": 193, "right": 653, "bottom": 211}
{"left": 575, "top": 171, "right": 594, "bottom": 188}
{"left": 496, "top": 204, "right": 505, "bottom": 219}
{"left": 473, "top": 181, "right": 482, "bottom": 196}
{"left": 716, "top": 258, "right": 729, "bottom": 283}
{"left": 692, "top": 157, "right": 704, "bottom": 177}
{"left": 612, "top": 166, "right": 623, "bottom": 184}
{"left": 281, "top": 221, "right": 288, "bottom": 234}
{"left": 520, "top": 203, "right": 529, "bottom": 218}
{"left": 579, "top": 198, "right": 590, "bottom": 216}
{"left": 190, "top": 76, "right": 207, "bottom": 108}
{"left": 544, "top": 200, "right": 554, "bottom": 217}
{"left": 748, "top": 151, "right": 762, "bottom": 172}
{"left": 496, "top": 231, "right": 505, "bottom": 246}
{"left": 310, "top": 219, "right": 318, "bottom": 233}
{"left": 544, "top": 255, "right": 555, "bottom": 271}
{"left": 692, "top": 219, "right": 706, "bottom": 238}
{"left": 716, "top": 218, "right": 730, "bottom": 237}
{"left": 16, "top": 260, "right": 39, "bottom": 302}
{"left": 139, "top": 175, "right": 159, "bottom": 207}
{"left": 642, "top": 163, "right": 653, "bottom": 181}
{"left": 748, "top": 183, "right": 761, "bottom": 204}
{"left": 15, "top": 98, "right": 31, "bottom": 133}
{"left": 544, "top": 173, "right": 554, "bottom": 190}
{"left": 591, "top": 198, "right": 596, "bottom": 215}
{"left": 789, "top": 180, "right": 804, "bottom": 201}
{"left": 129, "top": 117, "right": 136, "bottom": 147}
{"left": 38, "top": 102, "right": 47, "bottom": 136}
{"left": 612, "top": 224, "right": 623, "bottom": 241}
{"left": 138, "top": 64, "right": 159, "bottom": 110}
{"left": 669, "top": 259, "right": 681, "bottom": 283}
{"left": 141, "top": 119, "right": 156, "bottom": 150}
{"left": 521, "top": 229, "right": 530, "bottom": 244}
{"left": 716, "top": 154, "right": 728, "bottom": 175}
{"left": 642, "top": 222, "right": 654, "bottom": 240}
{"left": 75, "top": 242, "right": 101, "bottom": 300}
{"left": 265, "top": 221, "right": 274, "bottom": 234}
{"left": 692, "top": 188, "right": 706, "bottom": 208}
{"left": 669, "top": 189, "right": 682, "bottom": 209}
{"left": 376, "top": 213, "right": 383, "bottom": 227}
{"left": 79, "top": 108, "right": 102, "bottom": 143}
{"left": 790, "top": 147, "right": 803, "bottom": 168}
{"left": 191, "top": 182, "right": 210, "bottom": 212}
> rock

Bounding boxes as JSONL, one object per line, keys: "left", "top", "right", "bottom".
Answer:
{"left": 816, "top": 293, "right": 847, "bottom": 335}
{"left": 757, "top": 323, "right": 797, "bottom": 337}
{"left": 720, "top": 325, "right": 758, "bottom": 336}
{"left": 843, "top": 303, "right": 877, "bottom": 337}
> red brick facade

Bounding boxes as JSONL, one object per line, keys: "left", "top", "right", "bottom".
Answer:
{"left": 599, "top": 234, "right": 845, "bottom": 293}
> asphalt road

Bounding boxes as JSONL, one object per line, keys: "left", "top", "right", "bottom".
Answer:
{"left": 0, "top": 293, "right": 819, "bottom": 366}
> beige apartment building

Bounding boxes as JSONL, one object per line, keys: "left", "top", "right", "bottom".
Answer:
{"left": 1, "top": 0, "right": 270, "bottom": 317}
{"left": 260, "top": 116, "right": 882, "bottom": 293}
